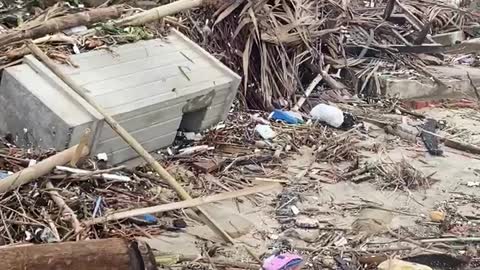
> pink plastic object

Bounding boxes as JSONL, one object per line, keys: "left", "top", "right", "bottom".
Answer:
{"left": 262, "top": 253, "right": 304, "bottom": 270}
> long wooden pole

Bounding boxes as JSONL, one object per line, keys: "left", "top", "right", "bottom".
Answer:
{"left": 86, "top": 183, "right": 278, "bottom": 225}
{"left": 0, "top": 144, "right": 89, "bottom": 193}
{"left": 26, "top": 42, "right": 234, "bottom": 244}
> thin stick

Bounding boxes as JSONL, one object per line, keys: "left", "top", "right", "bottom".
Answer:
{"left": 85, "top": 183, "right": 279, "bottom": 226}
{"left": 26, "top": 42, "right": 234, "bottom": 244}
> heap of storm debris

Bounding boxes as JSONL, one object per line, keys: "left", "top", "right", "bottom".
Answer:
{"left": 0, "top": 0, "right": 480, "bottom": 269}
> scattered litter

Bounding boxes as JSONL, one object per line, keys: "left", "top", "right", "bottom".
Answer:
{"left": 467, "top": 181, "right": 480, "bottom": 187}
{"left": 0, "top": 170, "right": 11, "bottom": 179}
{"left": 262, "top": 253, "right": 304, "bottom": 270}
{"left": 290, "top": 206, "right": 300, "bottom": 216}
{"left": 255, "top": 124, "right": 277, "bottom": 140}
{"left": 177, "top": 145, "right": 212, "bottom": 156}
{"left": 97, "top": 153, "right": 108, "bottom": 161}
{"left": 269, "top": 110, "right": 303, "bottom": 124}
{"left": 130, "top": 214, "right": 158, "bottom": 225}
{"left": 310, "top": 104, "right": 344, "bottom": 128}
{"left": 430, "top": 211, "right": 446, "bottom": 222}
{"left": 421, "top": 118, "right": 443, "bottom": 156}
{"left": 295, "top": 216, "right": 319, "bottom": 229}
{"left": 183, "top": 132, "right": 203, "bottom": 141}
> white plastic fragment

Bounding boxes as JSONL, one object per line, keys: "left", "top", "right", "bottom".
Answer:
{"left": 255, "top": 124, "right": 277, "bottom": 140}
{"left": 73, "top": 43, "right": 80, "bottom": 54}
{"left": 28, "top": 159, "right": 37, "bottom": 167}
{"left": 290, "top": 205, "right": 300, "bottom": 216}
{"left": 310, "top": 103, "right": 344, "bottom": 128}
{"left": 178, "top": 145, "right": 212, "bottom": 156}
{"left": 63, "top": 25, "right": 88, "bottom": 35}
{"left": 97, "top": 153, "right": 108, "bottom": 161}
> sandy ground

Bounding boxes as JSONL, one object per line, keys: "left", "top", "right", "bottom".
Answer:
{"left": 150, "top": 107, "right": 480, "bottom": 269}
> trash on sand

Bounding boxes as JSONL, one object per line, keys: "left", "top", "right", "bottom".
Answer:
{"left": 262, "top": 253, "right": 304, "bottom": 270}
{"left": 130, "top": 214, "right": 158, "bottom": 225}
{"left": 467, "top": 181, "right": 480, "bottom": 187}
{"left": 255, "top": 124, "right": 277, "bottom": 140}
{"left": 378, "top": 259, "right": 432, "bottom": 270}
{"left": 97, "top": 152, "right": 108, "bottom": 161}
{"left": 429, "top": 211, "right": 445, "bottom": 222}
{"left": 295, "top": 216, "right": 319, "bottom": 229}
{"left": 178, "top": 145, "right": 213, "bottom": 156}
{"left": 269, "top": 110, "right": 303, "bottom": 124}
{"left": 0, "top": 170, "right": 12, "bottom": 179}
{"left": 310, "top": 104, "right": 344, "bottom": 128}
{"left": 183, "top": 132, "right": 203, "bottom": 141}
{"left": 290, "top": 205, "right": 300, "bottom": 216}
{"left": 421, "top": 119, "right": 443, "bottom": 156}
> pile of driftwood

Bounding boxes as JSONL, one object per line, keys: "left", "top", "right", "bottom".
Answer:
{"left": 0, "top": 139, "right": 281, "bottom": 245}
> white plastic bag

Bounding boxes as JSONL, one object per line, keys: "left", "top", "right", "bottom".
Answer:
{"left": 310, "top": 104, "right": 344, "bottom": 128}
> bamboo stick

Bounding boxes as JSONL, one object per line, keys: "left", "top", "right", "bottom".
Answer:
{"left": 85, "top": 183, "right": 279, "bottom": 225}
{"left": 0, "top": 144, "right": 89, "bottom": 193}
{"left": 26, "top": 42, "right": 234, "bottom": 244}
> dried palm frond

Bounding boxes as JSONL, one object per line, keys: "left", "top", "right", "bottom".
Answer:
{"left": 176, "top": 0, "right": 478, "bottom": 109}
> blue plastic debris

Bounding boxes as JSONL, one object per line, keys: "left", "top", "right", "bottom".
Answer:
{"left": 269, "top": 110, "right": 303, "bottom": 124}
{"left": 0, "top": 170, "right": 11, "bottom": 180}
{"left": 130, "top": 214, "right": 158, "bottom": 225}
{"left": 92, "top": 196, "right": 104, "bottom": 218}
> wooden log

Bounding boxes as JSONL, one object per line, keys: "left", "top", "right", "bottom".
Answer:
{"left": 114, "top": 0, "right": 203, "bottom": 26}
{"left": 85, "top": 183, "right": 279, "bottom": 225}
{"left": 0, "top": 144, "right": 89, "bottom": 194}
{"left": 26, "top": 42, "right": 234, "bottom": 244}
{"left": 0, "top": 6, "right": 122, "bottom": 47}
{"left": 0, "top": 238, "right": 156, "bottom": 270}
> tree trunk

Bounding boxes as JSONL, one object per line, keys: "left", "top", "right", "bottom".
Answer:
{"left": 0, "top": 238, "right": 156, "bottom": 270}
{"left": 0, "top": 6, "right": 122, "bottom": 47}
